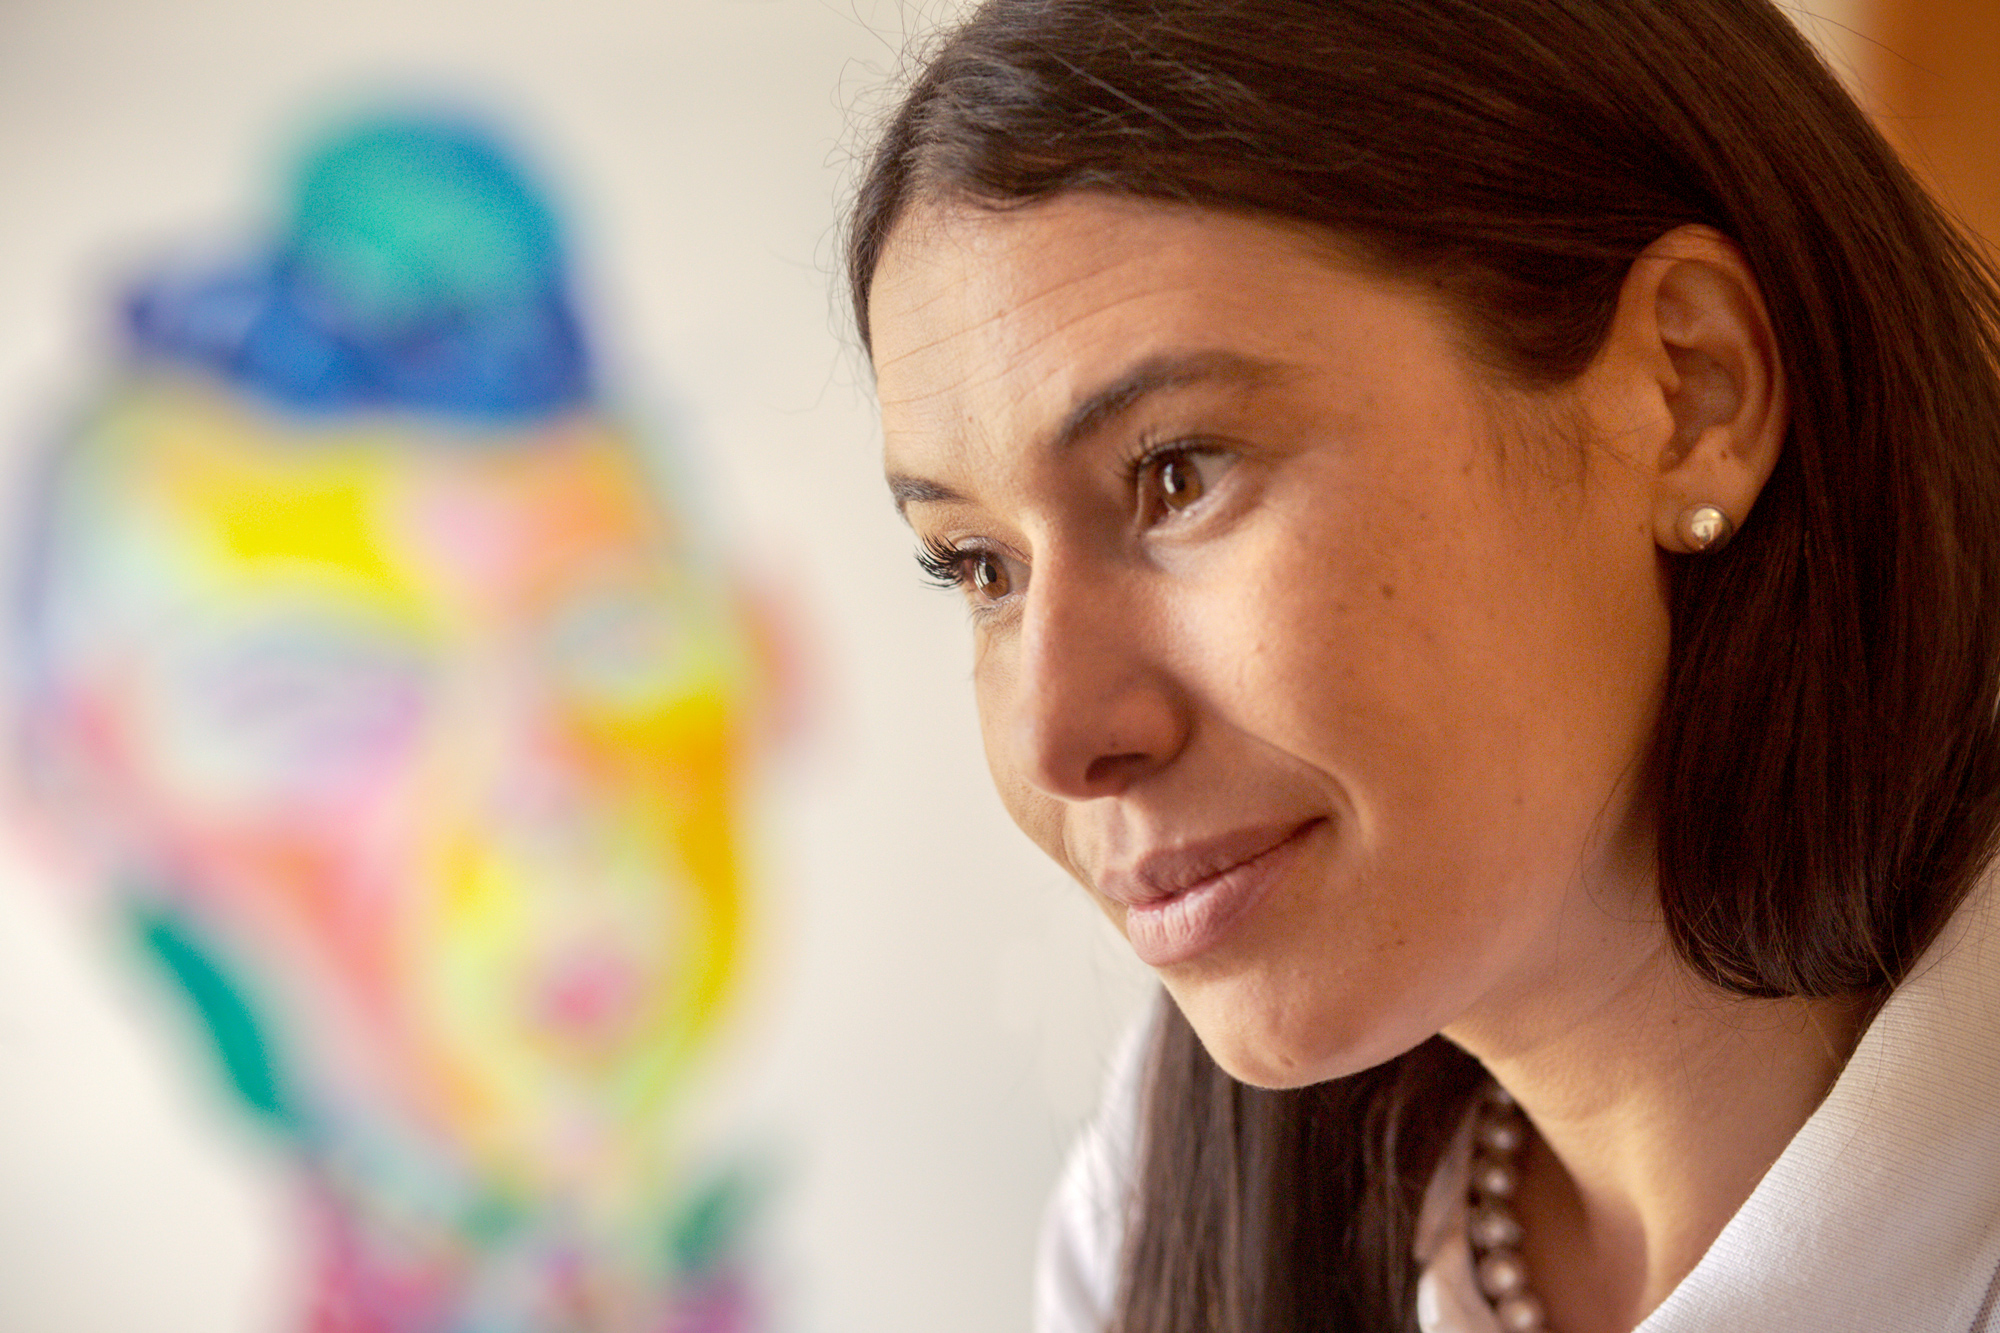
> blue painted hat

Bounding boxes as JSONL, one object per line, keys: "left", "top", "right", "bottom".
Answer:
{"left": 125, "top": 116, "right": 590, "bottom": 422}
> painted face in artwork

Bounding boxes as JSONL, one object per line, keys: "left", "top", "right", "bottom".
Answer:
{"left": 33, "top": 374, "right": 758, "bottom": 1193}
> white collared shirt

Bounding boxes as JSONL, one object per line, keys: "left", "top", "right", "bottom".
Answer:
{"left": 1038, "top": 880, "right": 2000, "bottom": 1333}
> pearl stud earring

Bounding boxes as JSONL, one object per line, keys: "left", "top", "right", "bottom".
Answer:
{"left": 1676, "top": 504, "right": 1734, "bottom": 553}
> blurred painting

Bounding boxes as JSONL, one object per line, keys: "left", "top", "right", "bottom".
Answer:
{"left": 16, "top": 116, "right": 777, "bottom": 1333}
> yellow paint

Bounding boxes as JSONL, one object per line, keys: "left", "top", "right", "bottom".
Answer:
{"left": 67, "top": 374, "right": 763, "bottom": 1186}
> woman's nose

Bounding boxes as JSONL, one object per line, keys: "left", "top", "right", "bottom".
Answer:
{"left": 999, "top": 563, "right": 1189, "bottom": 801}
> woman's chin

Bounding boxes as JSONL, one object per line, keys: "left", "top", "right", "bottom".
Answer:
{"left": 1169, "top": 981, "right": 1436, "bottom": 1090}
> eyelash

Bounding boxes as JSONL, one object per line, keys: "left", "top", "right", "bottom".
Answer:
{"left": 1125, "top": 433, "right": 1181, "bottom": 485}
{"left": 915, "top": 534, "right": 968, "bottom": 591}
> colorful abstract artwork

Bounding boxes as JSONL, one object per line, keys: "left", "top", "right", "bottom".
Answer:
{"left": 18, "top": 117, "right": 774, "bottom": 1332}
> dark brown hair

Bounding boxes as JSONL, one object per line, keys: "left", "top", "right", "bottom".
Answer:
{"left": 847, "top": 1, "right": 2000, "bottom": 1327}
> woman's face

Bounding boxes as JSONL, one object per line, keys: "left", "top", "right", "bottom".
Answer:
{"left": 39, "top": 385, "right": 759, "bottom": 1173}
{"left": 872, "top": 194, "right": 1675, "bottom": 1087}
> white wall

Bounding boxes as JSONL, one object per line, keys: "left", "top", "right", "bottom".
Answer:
{"left": 0, "top": 3, "right": 1154, "bottom": 1331}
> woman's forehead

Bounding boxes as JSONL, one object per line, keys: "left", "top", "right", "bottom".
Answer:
{"left": 873, "top": 196, "right": 1334, "bottom": 357}
{"left": 872, "top": 195, "right": 1461, "bottom": 478}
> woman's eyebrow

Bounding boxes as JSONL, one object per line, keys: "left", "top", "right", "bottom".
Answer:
{"left": 1050, "top": 349, "right": 1287, "bottom": 457}
{"left": 887, "top": 349, "right": 1287, "bottom": 518}
{"left": 888, "top": 474, "right": 963, "bottom": 517}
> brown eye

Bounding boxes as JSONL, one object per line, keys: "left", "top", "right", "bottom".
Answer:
{"left": 970, "top": 552, "right": 1012, "bottom": 599}
{"left": 1157, "top": 454, "right": 1204, "bottom": 510}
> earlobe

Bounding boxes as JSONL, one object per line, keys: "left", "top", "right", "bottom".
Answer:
{"left": 1615, "top": 226, "right": 1787, "bottom": 554}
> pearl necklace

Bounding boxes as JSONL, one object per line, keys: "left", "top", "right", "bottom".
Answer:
{"left": 1466, "top": 1084, "right": 1548, "bottom": 1332}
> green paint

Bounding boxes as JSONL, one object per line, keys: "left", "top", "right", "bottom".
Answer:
{"left": 290, "top": 119, "right": 562, "bottom": 328}
{"left": 463, "top": 1190, "right": 523, "bottom": 1247}
{"left": 130, "top": 901, "right": 296, "bottom": 1128}
{"left": 668, "top": 1162, "right": 767, "bottom": 1277}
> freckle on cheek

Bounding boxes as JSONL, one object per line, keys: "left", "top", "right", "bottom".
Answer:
{"left": 1380, "top": 582, "right": 1396, "bottom": 600}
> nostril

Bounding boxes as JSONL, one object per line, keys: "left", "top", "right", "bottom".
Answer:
{"left": 1082, "top": 751, "right": 1156, "bottom": 793}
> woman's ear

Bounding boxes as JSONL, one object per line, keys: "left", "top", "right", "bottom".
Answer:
{"left": 1591, "top": 225, "right": 1788, "bottom": 553}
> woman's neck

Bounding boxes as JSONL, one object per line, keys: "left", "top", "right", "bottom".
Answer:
{"left": 1446, "top": 916, "right": 1867, "bottom": 1333}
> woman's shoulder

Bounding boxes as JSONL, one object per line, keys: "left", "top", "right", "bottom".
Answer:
{"left": 1033, "top": 997, "right": 1162, "bottom": 1333}
{"left": 1642, "top": 875, "right": 2000, "bottom": 1330}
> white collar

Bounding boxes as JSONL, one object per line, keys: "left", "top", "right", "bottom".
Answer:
{"left": 1416, "top": 875, "right": 2000, "bottom": 1333}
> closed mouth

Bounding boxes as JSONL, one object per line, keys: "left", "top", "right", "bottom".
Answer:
{"left": 1098, "top": 817, "right": 1321, "bottom": 908}
{"left": 1106, "top": 817, "right": 1324, "bottom": 967}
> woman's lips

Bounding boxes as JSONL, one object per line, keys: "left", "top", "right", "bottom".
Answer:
{"left": 1099, "top": 819, "right": 1323, "bottom": 967}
